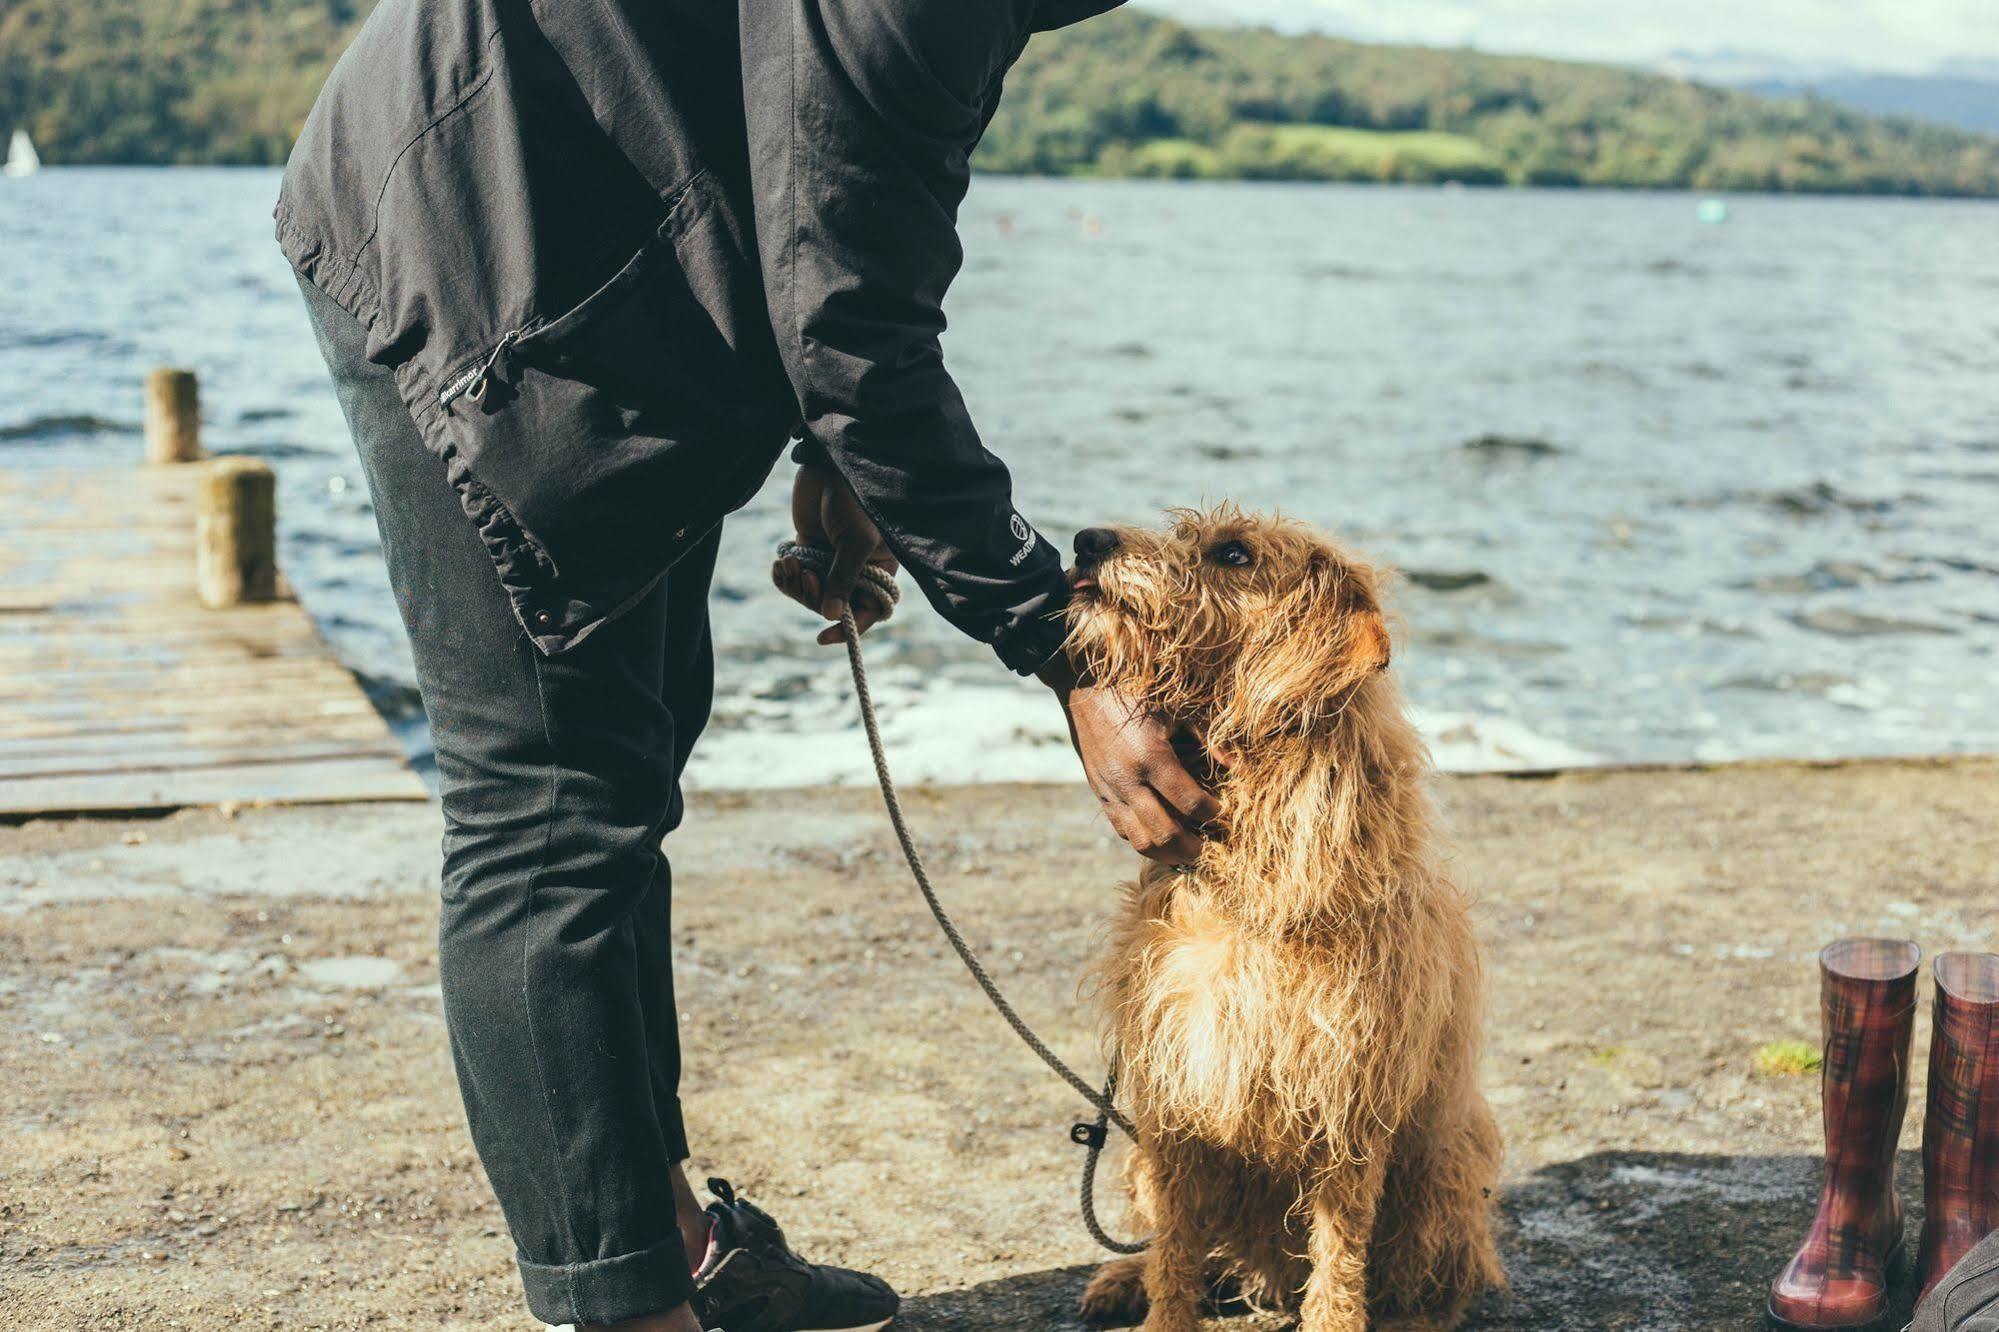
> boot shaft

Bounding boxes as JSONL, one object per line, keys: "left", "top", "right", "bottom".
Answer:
{"left": 1919, "top": 952, "right": 1999, "bottom": 1303}
{"left": 1819, "top": 939, "right": 1921, "bottom": 1177}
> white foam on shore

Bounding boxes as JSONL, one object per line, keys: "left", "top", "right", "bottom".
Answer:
{"left": 685, "top": 673, "right": 1596, "bottom": 791}
{"left": 1417, "top": 709, "right": 1599, "bottom": 772}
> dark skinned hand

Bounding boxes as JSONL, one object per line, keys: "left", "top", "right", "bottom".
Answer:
{"left": 772, "top": 466, "right": 1217, "bottom": 864}
{"left": 1036, "top": 654, "right": 1222, "bottom": 866}
{"left": 771, "top": 461, "right": 899, "bottom": 645}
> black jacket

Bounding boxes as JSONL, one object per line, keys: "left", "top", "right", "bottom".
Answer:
{"left": 277, "top": 0, "right": 1119, "bottom": 673}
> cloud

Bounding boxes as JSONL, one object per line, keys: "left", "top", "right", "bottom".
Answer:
{"left": 1135, "top": 0, "right": 1997, "bottom": 75}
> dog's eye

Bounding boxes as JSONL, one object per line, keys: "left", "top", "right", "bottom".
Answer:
{"left": 1210, "top": 541, "right": 1254, "bottom": 568}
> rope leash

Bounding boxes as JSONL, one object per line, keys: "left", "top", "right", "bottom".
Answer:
{"left": 1070, "top": 1056, "right": 1145, "bottom": 1255}
{"left": 774, "top": 541, "right": 902, "bottom": 618}
{"left": 836, "top": 605, "right": 1148, "bottom": 1254}
{"left": 777, "top": 540, "right": 1147, "bottom": 1253}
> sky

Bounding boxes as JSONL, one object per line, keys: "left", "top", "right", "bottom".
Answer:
{"left": 1137, "top": 0, "right": 1999, "bottom": 77}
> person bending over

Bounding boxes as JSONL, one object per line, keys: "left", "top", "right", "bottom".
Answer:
{"left": 279, "top": 0, "right": 1213, "bottom": 1328}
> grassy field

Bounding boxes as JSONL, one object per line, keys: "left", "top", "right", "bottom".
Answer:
{"left": 1104, "top": 124, "right": 1505, "bottom": 182}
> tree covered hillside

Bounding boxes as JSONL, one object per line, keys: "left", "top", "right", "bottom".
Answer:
{"left": 3, "top": 1, "right": 1997, "bottom": 196}
{"left": 981, "top": 12, "right": 1999, "bottom": 193}
{"left": 0, "top": 0, "right": 370, "bottom": 165}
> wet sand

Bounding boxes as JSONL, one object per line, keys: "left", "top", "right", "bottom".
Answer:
{"left": 3, "top": 757, "right": 1995, "bottom": 1329}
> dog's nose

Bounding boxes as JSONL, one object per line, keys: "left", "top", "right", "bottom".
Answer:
{"left": 1073, "top": 528, "right": 1122, "bottom": 562}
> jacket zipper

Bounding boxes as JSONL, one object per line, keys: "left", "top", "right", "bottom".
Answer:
{"left": 439, "top": 326, "right": 531, "bottom": 409}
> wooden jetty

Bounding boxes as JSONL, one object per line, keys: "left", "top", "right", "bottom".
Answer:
{"left": 0, "top": 370, "right": 428, "bottom": 816}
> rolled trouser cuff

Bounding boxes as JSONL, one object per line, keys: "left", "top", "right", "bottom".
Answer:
{"left": 518, "top": 1231, "right": 696, "bottom": 1327}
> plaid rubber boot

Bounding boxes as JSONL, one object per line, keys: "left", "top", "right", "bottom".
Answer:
{"left": 1769, "top": 938, "right": 1921, "bottom": 1330}
{"left": 1916, "top": 952, "right": 1999, "bottom": 1306}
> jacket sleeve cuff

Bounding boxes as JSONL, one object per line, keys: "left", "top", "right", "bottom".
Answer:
{"left": 991, "top": 575, "right": 1073, "bottom": 675}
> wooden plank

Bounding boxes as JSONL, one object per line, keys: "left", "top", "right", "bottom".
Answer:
{"left": 0, "top": 454, "right": 426, "bottom": 815}
{"left": 0, "top": 642, "right": 336, "bottom": 670}
{"left": 0, "top": 688, "right": 377, "bottom": 720}
{"left": 0, "top": 659, "right": 375, "bottom": 699}
{"left": 0, "top": 756, "right": 433, "bottom": 815}
{"left": 0, "top": 612, "right": 317, "bottom": 641}
{"left": 2, "top": 737, "right": 407, "bottom": 780}
{"left": 0, "top": 708, "right": 393, "bottom": 744}
{"left": 0, "top": 634, "right": 345, "bottom": 663}
{"left": 0, "top": 718, "right": 397, "bottom": 761}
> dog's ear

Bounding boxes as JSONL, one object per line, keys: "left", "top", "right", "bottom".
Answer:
{"left": 1225, "top": 552, "right": 1389, "bottom": 738}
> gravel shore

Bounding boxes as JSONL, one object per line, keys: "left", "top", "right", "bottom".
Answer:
{"left": 4, "top": 758, "right": 1995, "bottom": 1329}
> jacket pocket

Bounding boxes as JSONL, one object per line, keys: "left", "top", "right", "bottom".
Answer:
{"left": 448, "top": 174, "right": 757, "bottom": 411}
{"left": 433, "top": 168, "right": 794, "bottom": 642}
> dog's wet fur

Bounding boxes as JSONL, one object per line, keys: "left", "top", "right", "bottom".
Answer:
{"left": 1066, "top": 507, "right": 1505, "bottom": 1331}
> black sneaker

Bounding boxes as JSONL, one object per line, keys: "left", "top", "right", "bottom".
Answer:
{"left": 691, "top": 1178, "right": 899, "bottom": 1332}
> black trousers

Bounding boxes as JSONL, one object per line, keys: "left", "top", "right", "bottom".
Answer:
{"left": 301, "top": 277, "right": 714, "bottom": 1324}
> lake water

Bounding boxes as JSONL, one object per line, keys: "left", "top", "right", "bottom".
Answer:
{"left": 3, "top": 168, "right": 1996, "bottom": 787}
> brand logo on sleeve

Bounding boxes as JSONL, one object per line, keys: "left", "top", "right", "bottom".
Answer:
{"left": 1007, "top": 512, "right": 1037, "bottom": 566}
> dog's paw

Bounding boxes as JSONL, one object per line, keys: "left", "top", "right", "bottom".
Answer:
{"left": 1079, "top": 1255, "right": 1149, "bottom": 1326}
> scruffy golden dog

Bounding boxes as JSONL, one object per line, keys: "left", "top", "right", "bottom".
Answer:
{"left": 1065, "top": 507, "right": 1504, "bottom": 1332}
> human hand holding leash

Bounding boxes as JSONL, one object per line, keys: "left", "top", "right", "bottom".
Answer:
{"left": 772, "top": 460, "right": 899, "bottom": 644}
{"left": 1038, "top": 654, "right": 1220, "bottom": 866}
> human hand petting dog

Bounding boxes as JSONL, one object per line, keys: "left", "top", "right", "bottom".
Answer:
{"left": 772, "top": 460, "right": 899, "bottom": 645}
{"left": 773, "top": 464, "right": 1216, "bottom": 864}
{"left": 1036, "top": 654, "right": 1220, "bottom": 867}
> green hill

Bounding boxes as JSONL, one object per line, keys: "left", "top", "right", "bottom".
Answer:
{"left": 0, "top": 0, "right": 367, "bottom": 166}
{"left": 4, "top": 1, "right": 1998, "bottom": 196}
{"left": 983, "top": 12, "right": 1999, "bottom": 193}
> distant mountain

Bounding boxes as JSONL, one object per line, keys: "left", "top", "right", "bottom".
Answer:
{"left": 1659, "top": 50, "right": 1999, "bottom": 137}
{"left": 1746, "top": 76, "right": 1999, "bottom": 136}
{"left": 1938, "top": 58, "right": 1999, "bottom": 82}
{"left": 3, "top": 2, "right": 1999, "bottom": 197}
{"left": 1658, "top": 50, "right": 1853, "bottom": 86}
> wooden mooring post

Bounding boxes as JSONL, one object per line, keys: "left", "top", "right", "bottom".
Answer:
{"left": 145, "top": 367, "right": 203, "bottom": 464}
{"left": 197, "top": 456, "right": 279, "bottom": 608}
{"left": 0, "top": 369, "right": 428, "bottom": 815}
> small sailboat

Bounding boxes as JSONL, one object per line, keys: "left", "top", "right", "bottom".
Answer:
{"left": 5, "top": 128, "right": 41, "bottom": 178}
